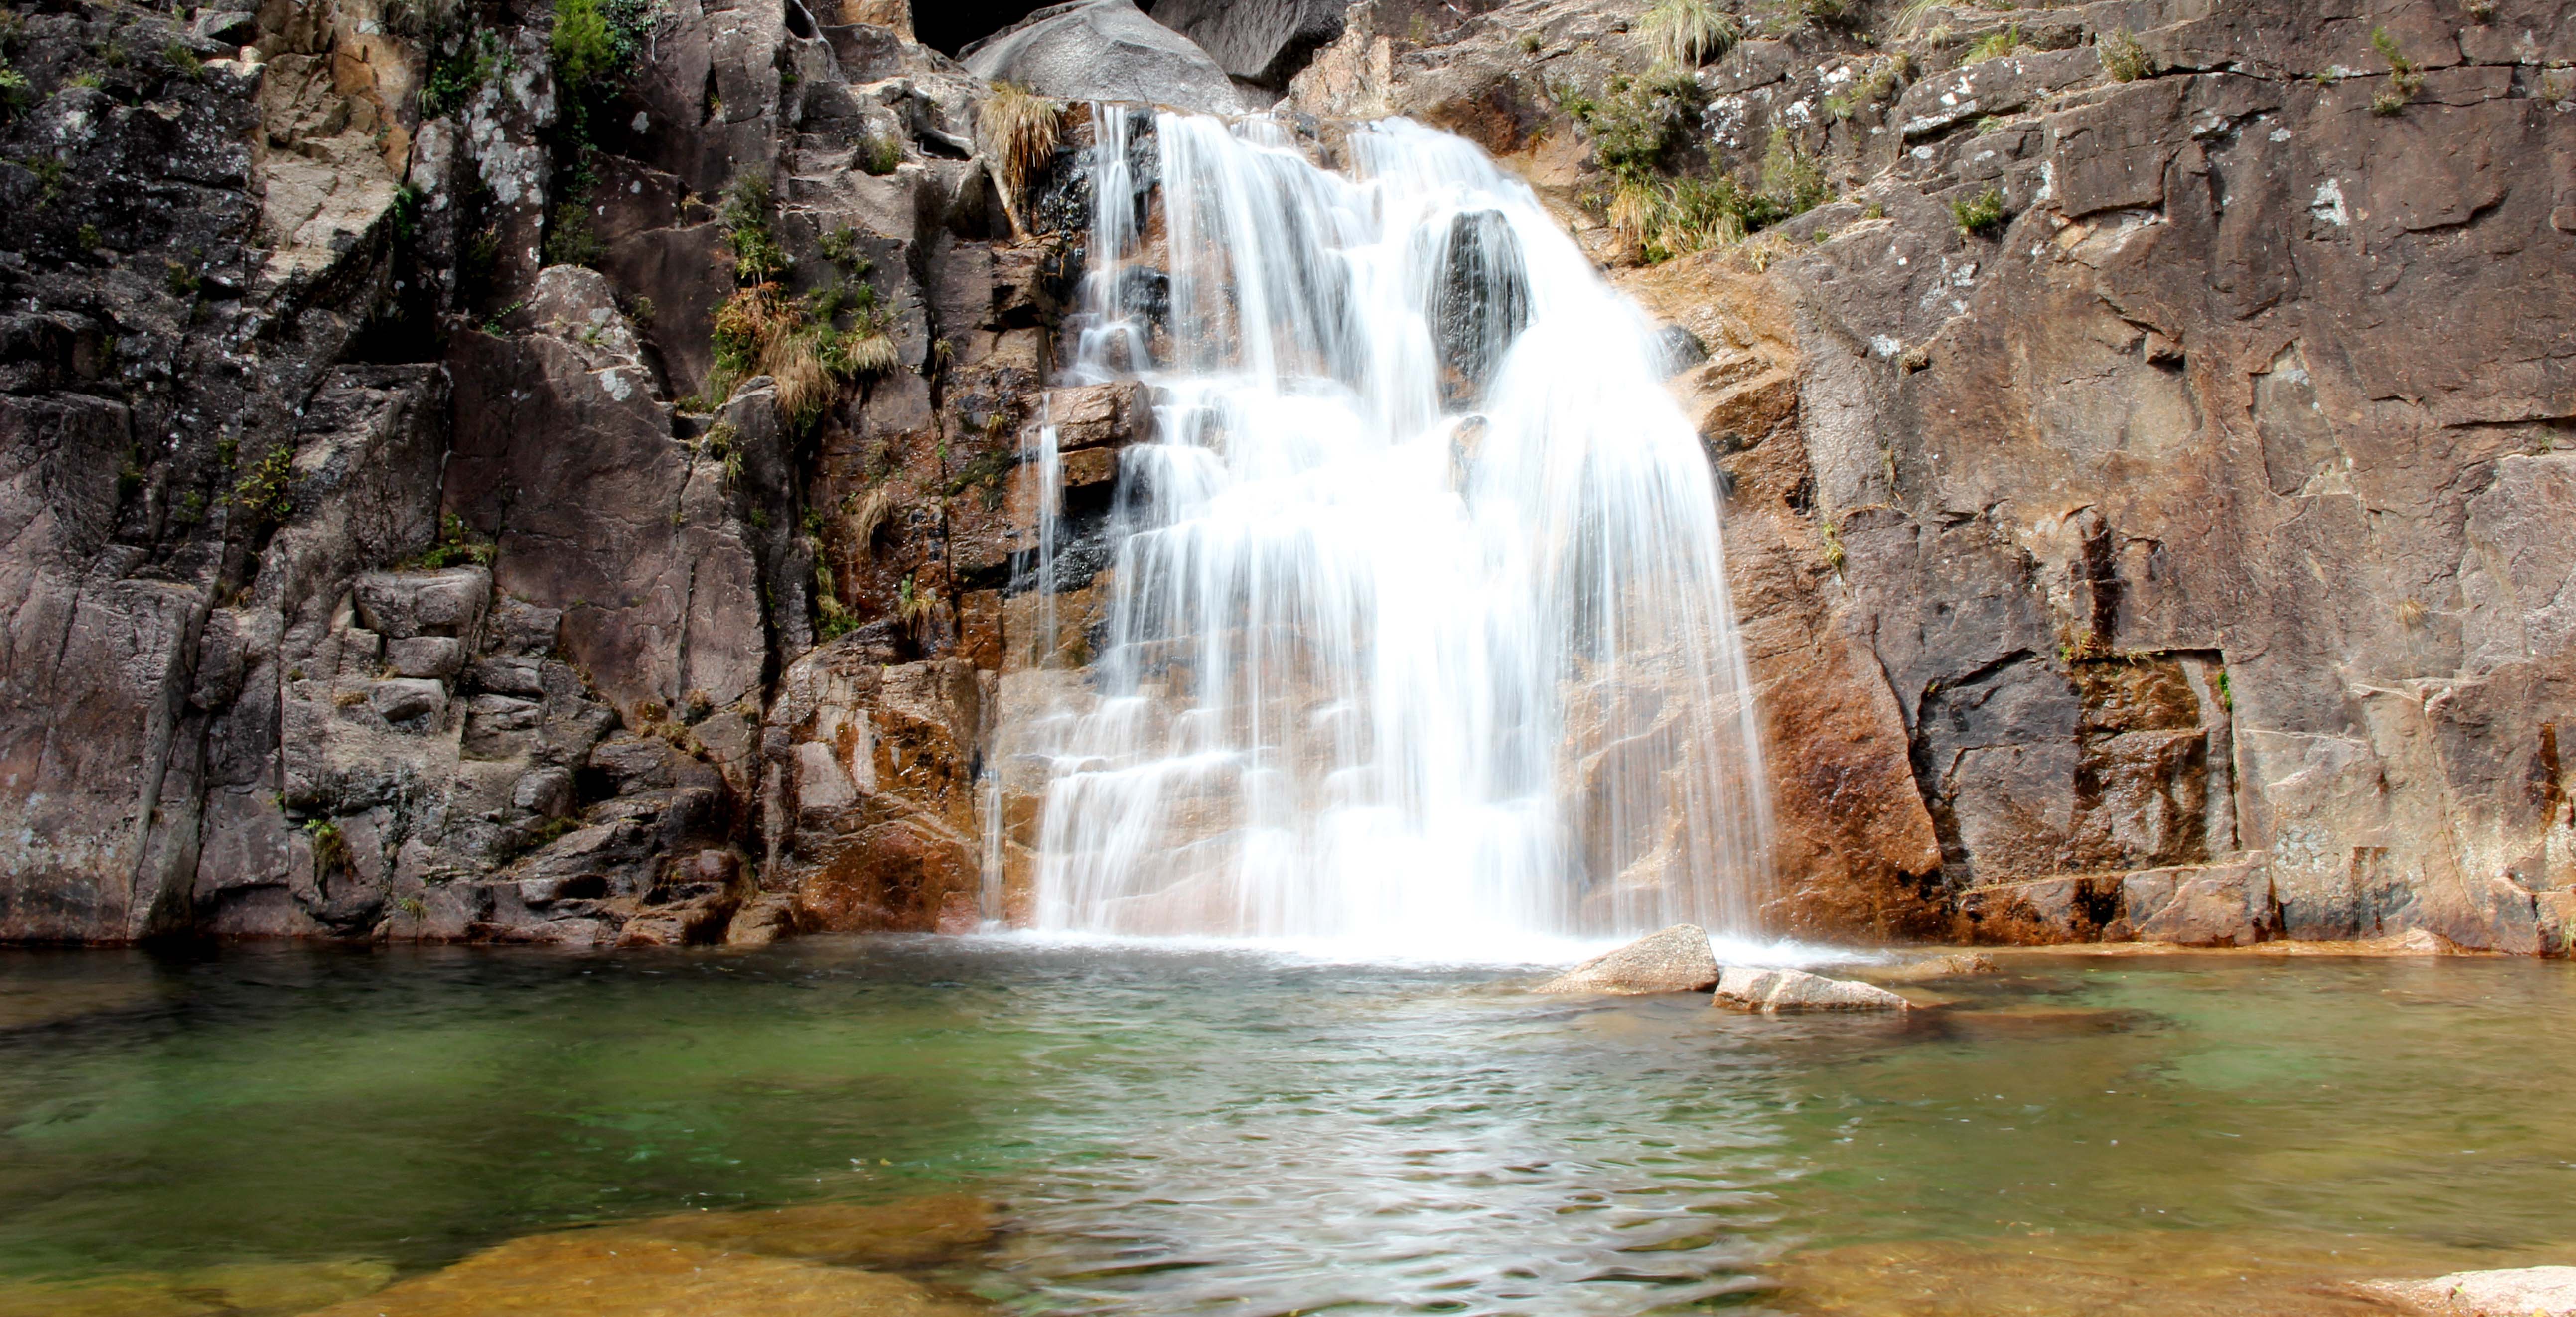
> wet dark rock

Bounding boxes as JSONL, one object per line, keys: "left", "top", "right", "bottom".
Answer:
{"left": 1654, "top": 325, "right": 1709, "bottom": 379}
{"left": 1425, "top": 209, "right": 1530, "bottom": 407}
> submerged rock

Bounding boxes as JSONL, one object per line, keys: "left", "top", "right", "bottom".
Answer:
{"left": 2353, "top": 1266, "right": 2576, "bottom": 1316}
{"left": 1714, "top": 966, "right": 1911, "bottom": 1013}
{"left": 298, "top": 1230, "right": 985, "bottom": 1317}
{"left": 1868, "top": 952, "right": 1998, "bottom": 984}
{"left": 961, "top": 0, "right": 1241, "bottom": 115}
{"left": 1535, "top": 924, "right": 1719, "bottom": 994}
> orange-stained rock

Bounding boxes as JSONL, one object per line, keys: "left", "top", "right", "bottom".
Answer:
{"left": 294, "top": 1231, "right": 986, "bottom": 1317}
{"left": 1618, "top": 254, "right": 1949, "bottom": 940}
{"left": 761, "top": 647, "right": 988, "bottom": 932}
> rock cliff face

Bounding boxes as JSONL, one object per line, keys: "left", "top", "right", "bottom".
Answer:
{"left": 1291, "top": 0, "right": 2575, "bottom": 950}
{"left": 0, "top": 0, "right": 2568, "bottom": 953}
{"left": 0, "top": 0, "right": 1050, "bottom": 945}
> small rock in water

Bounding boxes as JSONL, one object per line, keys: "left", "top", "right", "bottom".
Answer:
{"left": 1535, "top": 924, "right": 1719, "bottom": 995}
{"left": 2351, "top": 1265, "right": 2576, "bottom": 1315}
{"left": 1870, "top": 952, "right": 1998, "bottom": 984}
{"left": 1714, "top": 966, "right": 1911, "bottom": 1013}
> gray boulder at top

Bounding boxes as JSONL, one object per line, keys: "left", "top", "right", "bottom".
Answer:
{"left": 1714, "top": 966, "right": 1911, "bottom": 1013}
{"left": 961, "top": 0, "right": 1241, "bottom": 116}
{"left": 1535, "top": 925, "right": 1719, "bottom": 994}
{"left": 1149, "top": 0, "right": 1348, "bottom": 88}
{"left": 2352, "top": 1266, "right": 2576, "bottom": 1316}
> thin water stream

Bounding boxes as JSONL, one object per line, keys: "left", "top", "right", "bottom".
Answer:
{"left": 3, "top": 942, "right": 2573, "bottom": 1315}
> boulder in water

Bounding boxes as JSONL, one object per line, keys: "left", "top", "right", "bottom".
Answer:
{"left": 1535, "top": 924, "right": 1719, "bottom": 995}
{"left": 2350, "top": 1266, "right": 2576, "bottom": 1315}
{"left": 1714, "top": 966, "right": 1911, "bottom": 1013}
{"left": 961, "top": 0, "right": 1241, "bottom": 117}
{"left": 1423, "top": 209, "right": 1531, "bottom": 407}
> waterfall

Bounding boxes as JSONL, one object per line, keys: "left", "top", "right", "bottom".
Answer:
{"left": 1005, "top": 110, "right": 1771, "bottom": 949}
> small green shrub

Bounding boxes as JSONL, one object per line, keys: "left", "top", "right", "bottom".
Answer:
{"left": 304, "top": 819, "right": 349, "bottom": 875}
{"left": 550, "top": 0, "right": 619, "bottom": 95}
{"left": 543, "top": 184, "right": 606, "bottom": 267}
{"left": 233, "top": 443, "right": 296, "bottom": 528}
{"left": 526, "top": 815, "right": 581, "bottom": 847}
{"left": 2100, "top": 28, "right": 2151, "bottom": 81}
{"left": 406, "top": 512, "right": 496, "bottom": 568}
{"left": 1960, "top": 24, "right": 2021, "bottom": 65}
{"left": 1952, "top": 185, "right": 2006, "bottom": 235}
{"left": 859, "top": 134, "right": 900, "bottom": 175}
{"left": 420, "top": 29, "right": 500, "bottom": 118}
{"left": 2369, "top": 26, "right": 2422, "bottom": 114}
{"left": 719, "top": 171, "right": 790, "bottom": 283}
{"left": 1561, "top": 71, "right": 1700, "bottom": 182}
{"left": 894, "top": 574, "right": 931, "bottom": 634}
{"left": 1823, "top": 59, "right": 1898, "bottom": 120}
{"left": 1759, "top": 125, "right": 1828, "bottom": 211}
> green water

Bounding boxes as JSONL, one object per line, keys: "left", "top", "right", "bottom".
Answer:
{"left": 2, "top": 939, "right": 2573, "bottom": 1314}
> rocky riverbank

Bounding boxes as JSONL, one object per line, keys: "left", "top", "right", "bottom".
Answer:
{"left": 0, "top": 0, "right": 2568, "bottom": 951}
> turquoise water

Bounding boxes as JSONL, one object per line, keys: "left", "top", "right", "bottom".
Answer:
{"left": 2, "top": 939, "right": 2573, "bottom": 1314}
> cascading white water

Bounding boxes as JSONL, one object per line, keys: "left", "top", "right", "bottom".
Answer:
{"left": 1008, "top": 109, "right": 1771, "bottom": 950}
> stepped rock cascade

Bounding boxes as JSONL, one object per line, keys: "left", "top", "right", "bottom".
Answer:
{"left": 1006, "top": 112, "right": 1773, "bottom": 947}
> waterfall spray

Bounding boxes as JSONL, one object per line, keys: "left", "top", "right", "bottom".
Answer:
{"left": 1005, "top": 110, "right": 1771, "bottom": 949}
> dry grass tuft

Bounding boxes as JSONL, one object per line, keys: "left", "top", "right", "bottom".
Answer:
{"left": 979, "top": 81, "right": 1063, "bottom": 205}
{"left": 835, "top": 332, "right": 900, "bottom": 379}
{"left": 762, "top": 329, "right": 832, "bottom": 432}
{"left": 850, "top": 485, "right": 893, "bottom": 545}
{"left": 1639, "top": 0, "right": 1738, "bottom": 66}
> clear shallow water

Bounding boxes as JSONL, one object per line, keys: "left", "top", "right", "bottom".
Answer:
{"left": 2, "top": 940, "right": 2573, "bottom": 1315}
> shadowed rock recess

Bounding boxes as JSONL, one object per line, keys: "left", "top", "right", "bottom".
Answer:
{"left": 0, "top": 0, "right": 2568, "bottom": 951}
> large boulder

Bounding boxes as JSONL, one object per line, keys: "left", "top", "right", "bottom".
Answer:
{"left": 2352, "top": 1266, "right": 2576, "bottom": 1316}
{"left": 1535, "top": 924, "right": 1719, "bottom": 994}
{"left": 1149, "top": 0, "right": 1348, "bottom": 88}
{"left": 1714, "top": 966, "right": 1911, "bottom": 1013}
{"left": 961, "top": 0, "right": 1241, "bottom": 116}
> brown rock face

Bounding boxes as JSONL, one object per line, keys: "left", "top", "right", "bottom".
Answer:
{"left": 1283, "top": 0, "right": 2576, "bottom": 951}
{"left": 764, "top": 644, "right": 987, "bottom": 932}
